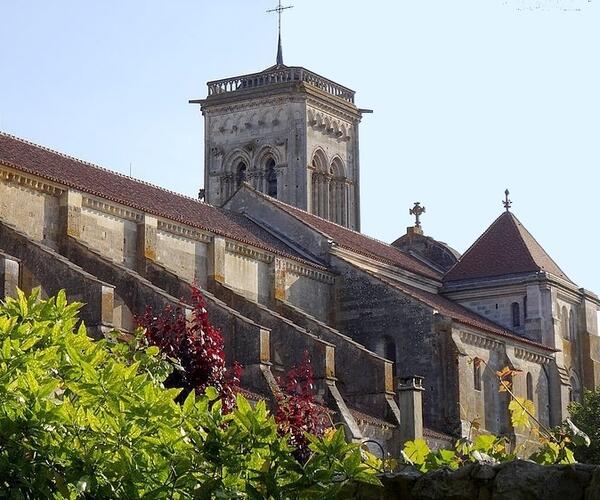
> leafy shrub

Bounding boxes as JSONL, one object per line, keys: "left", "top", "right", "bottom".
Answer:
{"left": 400, "top": 363, "right": 590, "bottom": 473}
{"left": 136, "top": 285, "right": 241, "bottom": 411}
{"left": 569, "top": 388, "right": 600, "bottom": 464}
{"left": 275, "top": 352, "right": 331, "bottom": 463}
{"left": 0, "top": 289, "right": 380, "bottom": 498}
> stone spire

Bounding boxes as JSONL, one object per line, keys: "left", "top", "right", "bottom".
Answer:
{"left": 267, "top": 0, "right": 293, "bottom": 67}
{"left": 276, "top": 32, "right": 284, "bottom": 66}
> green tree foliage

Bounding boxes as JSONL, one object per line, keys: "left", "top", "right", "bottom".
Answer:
{"left": 400, "top": 364, "right": 590, "bottom": 473}
{"left": 569, "top": 388, "right": 600, "bottom": 464}
{"left": 0, "top": 289, "right": 379, "bottom": 498}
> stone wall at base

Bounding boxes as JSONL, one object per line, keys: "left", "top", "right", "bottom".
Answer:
{"left": 346, "top": 460, "right": 600, "bottom": 500}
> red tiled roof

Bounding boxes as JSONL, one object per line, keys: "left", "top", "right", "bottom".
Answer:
{"left": 0, "top": 132, "right": 324, "bottom": 269}
{"left": 445, "top": 211, "right": 570, "bottom": 283}
{"left": 349, "top": 408, "right": 396, "bottom": 427}
{"left": 370, "top": 271, "right": 555, "bottom": 352}
{"left": 256, "top": 192, "right": 442, "bottom": 281}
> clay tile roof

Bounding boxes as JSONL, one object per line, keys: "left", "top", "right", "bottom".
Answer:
{"left": 258, "top": 193, "right": 442, "bottom": 281}
{"left": 370, "top": 271, "right": 555, "bottom": 352}
{"left": 445, "top": 211, "right": 571, "bottom": 283}
{"left": 0, "top": 132, "right": 324, "bottom": 269}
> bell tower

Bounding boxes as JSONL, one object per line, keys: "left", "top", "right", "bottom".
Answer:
{"left": 191, "top": 41, "right": 364, "bottom": 230}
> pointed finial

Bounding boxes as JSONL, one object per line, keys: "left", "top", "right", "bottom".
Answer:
{"left": 409, "top": 202, "right": 426, "bottom": 228}
{"left": 503, "top": 189, "right": 512, "bottom": 212}
{"left": 276, "top": 32, "right": 283, "bottom": 66}
{"left": 267, "top": 1, "right": 293, "bottom": 66}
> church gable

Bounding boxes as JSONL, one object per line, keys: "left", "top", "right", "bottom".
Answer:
{"left": 226, "top": 184, "right": 443, "bottom": 282}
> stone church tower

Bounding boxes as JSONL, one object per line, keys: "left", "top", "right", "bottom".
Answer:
{"left": 191, "top": 52, "right": 363, "bottom": 230}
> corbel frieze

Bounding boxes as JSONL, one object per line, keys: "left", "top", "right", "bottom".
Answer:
{"left": 82, "top": 196, "right": 143, "bottom": 222}
{"left": 225, "top": 241, "right": 274, "bottom": 263}
{"left": 285, "top": 261, "right": 334, "bottom": 284}
{"left": 0, "top": 166, "right": 65, "bottom": 197}
{"left": 156, "top": 220, "right": 212, "bottom": 244}
{"left": 514, "top": 347, "right": 552, "bottom": 365}
{"left": 458, "top": 330, "right": 504, "bottom": 352}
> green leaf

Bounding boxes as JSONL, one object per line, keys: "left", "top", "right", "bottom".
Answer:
{"left": 183, "top": 390, "right": 196, "bottom": 414}
{"left": 205, "top": 386, "right": 219, "bottom": 401}
{"left": 403, "top": 439, "right": 430, "bottom": 465}
{"left": 474, "top": 434, "right": 497, "bottom": 452}
{"left": 2, "top": 337, "right": 10, "bottom": 358}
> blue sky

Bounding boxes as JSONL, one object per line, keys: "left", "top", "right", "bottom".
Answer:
{"left": 1, "top": 0, "right": 599, "bottom": 292}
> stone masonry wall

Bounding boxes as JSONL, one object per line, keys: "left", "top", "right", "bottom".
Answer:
{"left": 347, "top": 461, "right": 600, "bottom": 500}
{"left": 332, "top": 256, "right": 460, "bottom": 435}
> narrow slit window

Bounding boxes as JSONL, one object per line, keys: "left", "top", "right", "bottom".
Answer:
{"left": 474, "top": 358, "right": 482, "bottom": 391}
{"left": 526, "top": 372, "right": 533, "bottom": 401}
{"left": 512, "top": 302, "right": 520, "bottom": 328}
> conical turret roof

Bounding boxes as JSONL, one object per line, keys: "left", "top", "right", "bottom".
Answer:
{"left": 445, "top": 211, "right": 570, "bottom": 282}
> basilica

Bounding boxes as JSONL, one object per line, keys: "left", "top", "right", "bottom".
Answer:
{"left": 0, "top": 37, "right": 598, "bottom": 454}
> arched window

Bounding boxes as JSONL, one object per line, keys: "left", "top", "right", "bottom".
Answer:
{"left": 329, "top": 157, "right": 347, "bottom": 225}
{"left": 473, "top": 358, "right": 482, "bottom": 391}
{"left": 569, "top": 309, "right": 576, "bottom": 340}
{"left": 236, "top": 161, "right": 247, "bottom": 188}
{"left": 512, "top": 302, "right": 520, "bottom": 328}
{"left": 526, "top": 372, "right": 533, "bottom": 401}
{"left": 266, "top": 158, "right": 277, "bottom": 198}
{"left": 383, "top": 335, "right": 396, "bottom": 376}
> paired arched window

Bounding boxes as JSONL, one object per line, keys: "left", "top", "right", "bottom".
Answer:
{"left": 310, "top": 150, "right": 349, "bottom": 226}
{"left": 526, "top": 372, "right": 534, "bottom": 401}
{"left": 511, "top": 302, "right": 520, "bottom": 328}
{"left": 473, "top": 358, "right": 482, "bottom": 391}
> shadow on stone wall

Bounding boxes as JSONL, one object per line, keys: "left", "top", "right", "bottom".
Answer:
{"left": 346, "top": 460, "right": 600, "bottom": 500}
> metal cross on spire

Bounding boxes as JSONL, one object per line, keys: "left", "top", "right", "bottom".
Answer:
{"left": 503, "top": 189, "right": 512, "bottom": 212}
{"left": 267, "top": 0, "right": 294, "bottom": 66}
{"left": 409, "top": 202, "right": 426, "bottom": 228}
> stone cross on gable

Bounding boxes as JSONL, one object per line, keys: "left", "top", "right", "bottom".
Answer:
{"left": 409, "top": 202, "right": 426, "bottom": 228}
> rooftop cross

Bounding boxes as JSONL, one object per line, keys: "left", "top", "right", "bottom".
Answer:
{"left": 409, "top": 202, "right": 426, "bottom": 228}
{"left": 503, "top": 189, "right": 512, "bottom": 212}
{"left": 266, "top": 0, "right": 294, "bottom": 66}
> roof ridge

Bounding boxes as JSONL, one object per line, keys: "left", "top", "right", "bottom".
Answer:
{"left": 259, "top": 185, "right": 424, "bottom": 254}
{"left": 510, "top": 212, "right": 571, "bottom": 281}
{"left": 0, "top": 131, "right": 205, "bottom": 206}
{"left": 445, "top": 211, "right": 506, "bottom": 278}
{"left": 371, "top": 270, "right": 554, "bottom": 352}
{"left": 503, "top": 212, "right": 540, "bottom": 270}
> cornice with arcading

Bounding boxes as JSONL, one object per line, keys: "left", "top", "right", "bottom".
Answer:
{"left": 203, "top": 95, "right": 303, "bottom": 116}
{"left": 458, "top": 329, "right": 504, "bottom": 352}
{"left": 0, "top": 165, "right": 65, "bottom": 197}
{"left": 157, "top": 220, "right": 212, "bottom": 244}
{"left": 306, "top": 97, "right": 361, "bottom": 124}
{"left": 82, "top": 196, "right": 144, "bottom": 222}
{"left": 225, "top": 241, "right": 274, "bottom": 264}
{"left": 514, "top": 347, "right": 552, "bottom": 365}
{"left": 284, "top": 261, "right": 335, "bottom": 285}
